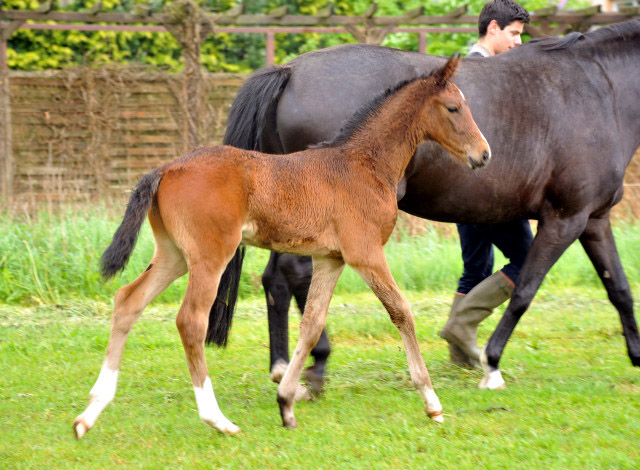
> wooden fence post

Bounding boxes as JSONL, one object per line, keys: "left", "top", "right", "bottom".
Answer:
{"left": 0, "top": 39, "right": 13, "bottom": 203}
{"left": 163, "top": 0, "right": 214, "bottom": 151}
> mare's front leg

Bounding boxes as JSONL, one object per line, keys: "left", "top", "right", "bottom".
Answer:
{"left": 350, "top": 248, "right": 443, "bottom": 423}
{"left": 481, "top": 213, "right": 589, "bottom": 389}
{"left": 579, "top": 213, "right": 640, "bottom": 366}
{"left": 277, "top": 257, "right": 344, "bottom": 428}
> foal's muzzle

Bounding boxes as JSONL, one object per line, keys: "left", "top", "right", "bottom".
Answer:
{"left": 468, "top": 149, "right": 491, "bottom": 170}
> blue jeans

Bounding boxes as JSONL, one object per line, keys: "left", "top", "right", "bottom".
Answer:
{"left": 456, "top": 220, "right": 534, "bottom": 295}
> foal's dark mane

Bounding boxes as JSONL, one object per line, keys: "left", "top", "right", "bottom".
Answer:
{"left": 311, "top": 75, "right": 427, "bottom": 149}
{"left": 526, "top": 18, "right": 640, "bottom": 51}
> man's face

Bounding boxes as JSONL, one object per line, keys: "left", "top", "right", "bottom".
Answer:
{"left": 490, "top": 20, "right": 525, "bottom": 55}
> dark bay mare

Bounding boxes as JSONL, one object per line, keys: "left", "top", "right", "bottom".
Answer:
{"left": 74, "top": 56, "right": 490, "bottom": 437}
{"left": 220, "top": 19, "right": 640, "bottom": 392}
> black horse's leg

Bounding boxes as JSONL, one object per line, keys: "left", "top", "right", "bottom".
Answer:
{"left": 481, "top": 214, "right": 589, "bottom": 389}
{"left": 262, "top": 252, "right": 293, "bottom": 382}
{"left": 279, "top": 254, "right": 330, "bottom": 395}
{"left": 579, "top": 214, "right": 640, "bottom": 366}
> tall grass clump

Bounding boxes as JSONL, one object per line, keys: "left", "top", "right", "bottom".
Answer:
{"left": 0, "top": 207, "right": 267, "bottom": 305}
{"left": 1, "top": 207, "right": 639, "bottom": 305}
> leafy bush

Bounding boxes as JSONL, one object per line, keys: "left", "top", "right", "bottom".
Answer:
{"left": 6, "top": 0, "right": 590, "bottom": 72}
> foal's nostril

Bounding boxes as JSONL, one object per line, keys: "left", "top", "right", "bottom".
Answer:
{"left": 482, "top": 150, "right": 491, "bottom": 164}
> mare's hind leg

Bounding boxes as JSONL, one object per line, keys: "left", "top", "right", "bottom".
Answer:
{"left": 350, "top": 249, "right": 443, "bottom": 423}
{"left": 74, "top": 240, "right": 187, "bottom": 439}
{"left": 262, "top": 252, "right": 293, "bottom": 382}
{"left": 277, "top": 257, "right": 344, "bottom": 428}
{"left": 481, "top": 214, "right": 589, "bottom": 389}
{"left": 579, "top": 214, "right": 640, "bottom": 366}
{"left": 177, "top": 256, "right": 241, "bottom": 434}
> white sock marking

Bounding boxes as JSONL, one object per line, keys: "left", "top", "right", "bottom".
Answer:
{"left": 77, "top": 363, "right": 119, "bottom": 429}
{"left": 418, "top": 385, "right": 444, "bottom": 423}
{"left": 194, "top": 377, "right": 240, "bottom": 434}
{"left": 479, "top": 350, "right": 506, "bottom": 390}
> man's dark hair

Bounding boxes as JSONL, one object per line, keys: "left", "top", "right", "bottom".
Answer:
{"left": 478, "top": 0, "right": 530, "bottom": 37}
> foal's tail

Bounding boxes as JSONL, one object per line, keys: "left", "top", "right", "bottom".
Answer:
{"left": 205, "top": 65, "right": 292, "bottom": 347}
{"left": 100, "top": 169, "right": 163, "bottom": 279}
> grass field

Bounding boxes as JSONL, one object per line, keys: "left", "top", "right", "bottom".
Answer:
{"left": 1, "top": 211, "right": 640, "bottom": 468}
{"left": 1, "top": 288, "right": 639, "bottom": 469}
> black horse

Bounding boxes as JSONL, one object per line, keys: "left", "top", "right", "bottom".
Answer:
{"left": 219, "top": 20, "right": 640, "bottom": 390}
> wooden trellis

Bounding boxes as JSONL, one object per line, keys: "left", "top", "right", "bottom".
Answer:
{"left": 2, "top": 0, "right": 640, "bottom": 202}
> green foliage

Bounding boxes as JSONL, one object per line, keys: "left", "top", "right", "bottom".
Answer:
{"left": 5, "top": 0, "right": 592, "bottom": 72}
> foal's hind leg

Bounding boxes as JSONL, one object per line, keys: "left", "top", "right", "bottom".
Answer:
{"left": 277, "top": 257, "right": 344, "bottom": 428}
{"left": 281, "top": 254, "right": 331, "bottom": 397}
{"left": 579, "top": 214, "right": 640, "bottom": 366}
{"left": 350, "top": 249, "right": 443, "bottom": 423}
{"left": 74, "top": 240, "right": 186, "bottom": 439}
{"left": 177, "top": 256, "right": 241, "bottom": 434}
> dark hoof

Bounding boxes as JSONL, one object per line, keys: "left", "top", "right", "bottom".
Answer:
{"left": 304, "top": 365, "right": 325, "bottom": 397}
{"left": 73, "top": 418, "right": 88, "bottom": 440}
{"left": 283, "top": 416, "right": 298, "bottom": 429}
{"left": 631, "top": 355, "right": 640, "bottom": 367}
{"left": 277, "top": 394, "right": 297, "bottom": 429}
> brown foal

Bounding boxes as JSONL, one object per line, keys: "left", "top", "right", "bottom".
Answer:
{"left": 74, "top": 55, "right": 490, "bottom": 438}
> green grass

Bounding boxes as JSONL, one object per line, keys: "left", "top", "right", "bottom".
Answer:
{"left": 2, "top": 208, "right": 640, "bottom": 305}
{"left": 1, "top": 290, "right": 639, "bottom": 469}
{"left": 1, "top": 209, "right": 640, "bottom": 467}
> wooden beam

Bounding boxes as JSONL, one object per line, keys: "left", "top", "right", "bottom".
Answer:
{"left": 133, "top": 5, "right": 151, "bottom": 18}
{"left": 445, "top": 5, "right": 468, "bottom": 18}
{"left": 0, "top": 9, "right": 637, "bottom": 27}
{"left": 403, "top": 7, "right": 424, "bottom": 19}
{"left": 87, "top": 2, "right": 103, "bottom": 16}
{"left": 222, "top": 5, "right": 244, "bottom": 17}
{"left": 0, "top": 20, "right": 25, "bottom": 41}
{"left": 267, "top": 6, "right": 289, "bottom": 19}
{"left": 36, "top": 1, "right": 54, "bottom": 14}
{"left": 569, "top": 6, "right": 601, "bottom": 17}
{"left": 362, "top": 3, "right": 378, "bottom": 18}
{"left": 619, "top": 6, "right": 640, "bottom": 16}
{"left": 317, "top": 5, "right": 334, "bottom": 18}
{"left": 532, "top": 7, "right": 558, "bottom": 18}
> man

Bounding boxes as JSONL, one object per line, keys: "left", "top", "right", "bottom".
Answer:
{"left": 439, "top": 0, "right": 533, "bottom": 368}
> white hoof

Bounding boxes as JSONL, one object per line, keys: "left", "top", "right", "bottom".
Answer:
{"left": 479, "top": 369, "right": 506, "bottom": 390}
{"left": 428, "top": 410, "right": 445, "bottom": 423}
{"left": 270, "top": 361, "right": 288, "bottom": 384}
{"left": 479, "top": 349, "right": 506, "bottom": 390}
{"left": 421, "top": 387, "right": 444, "bottom": 423}
{"left": 202, "top": 416, "right": 241, "bottom": 435}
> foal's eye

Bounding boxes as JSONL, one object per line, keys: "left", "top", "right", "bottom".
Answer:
{"left": 447, "top": 106, "right": 459, "bottom": 113}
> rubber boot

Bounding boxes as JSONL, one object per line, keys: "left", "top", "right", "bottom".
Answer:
{"left": 439, "top": 271, "right": 513, "bottom": 368}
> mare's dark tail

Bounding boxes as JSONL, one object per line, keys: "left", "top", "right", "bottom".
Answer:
{"left": 100, "top": 169, "right": 164, "bottom": 279}
{"left": 205, "top": 65, "right": 292, "bottom": 347}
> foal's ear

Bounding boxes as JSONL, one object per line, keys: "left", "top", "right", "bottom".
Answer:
{"left": 433, "top": 54, "right": 461, "bottom": 87}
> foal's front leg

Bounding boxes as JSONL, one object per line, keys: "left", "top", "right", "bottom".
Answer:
{"left": 352, "top": 250, "right": 444, "bottom": 423}
{"left": 277, "top": 257, "right": 344, "bottom": 428}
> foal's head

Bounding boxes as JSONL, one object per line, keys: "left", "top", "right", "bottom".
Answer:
{"left": 423, "top": 55, "right": 491, "bottom": 169}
